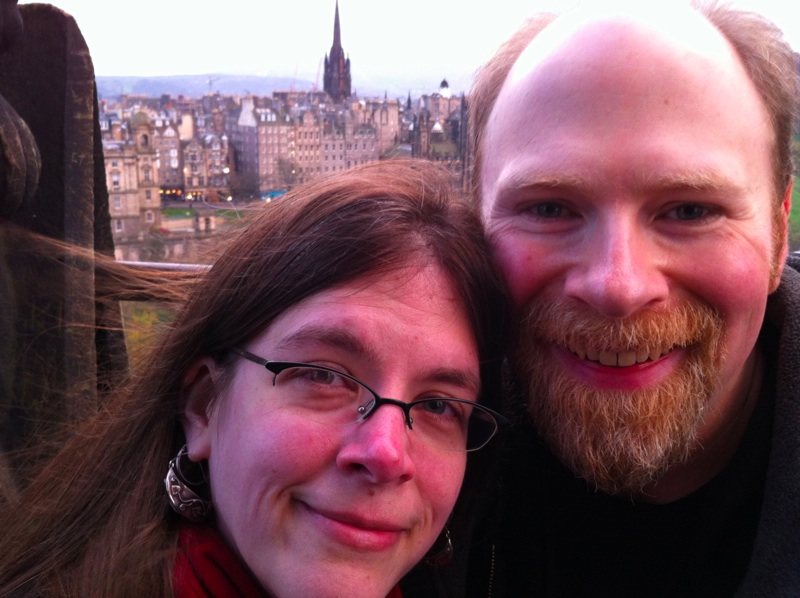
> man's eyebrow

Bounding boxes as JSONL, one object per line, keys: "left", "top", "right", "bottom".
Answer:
{"left": 497, "top": 168, "right": 739, "bottom": 197}
{"left": 636, "top": 168, "right": 737, "bottom": 193}
{"left": 498, "top": 172, "right": 587, "bottom": 193}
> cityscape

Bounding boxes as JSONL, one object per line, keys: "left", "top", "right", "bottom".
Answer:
{"left": 103, "top": 2, "right": 467, "bottom": 262}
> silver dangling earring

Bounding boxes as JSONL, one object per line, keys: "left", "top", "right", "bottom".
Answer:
{"left": 165, "top": 445, "right": 213, "bottom": 522}
{"left": 424, "top": 527, "right": 453, "bottom": 566}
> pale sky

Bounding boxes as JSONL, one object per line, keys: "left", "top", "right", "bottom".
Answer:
{"left": 20, "top": 0, "right": 800, "bottom": 94}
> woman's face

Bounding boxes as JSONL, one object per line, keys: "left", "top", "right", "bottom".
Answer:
{"left": 183, "top": 263, "right": 479, "bottom": 598}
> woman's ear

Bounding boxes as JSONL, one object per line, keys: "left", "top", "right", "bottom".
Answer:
{"left": 181, "top": 357, "right": 219, "bottom": 461}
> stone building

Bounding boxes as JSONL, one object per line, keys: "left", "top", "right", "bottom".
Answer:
{"left": 353, "top": 98, "right": 400, "bottom": 156}
{"left": 181, "top": 133, "right": 231, "bottom": 202}
{"left": 151, "top": 117, "right": 183, "bottom": 199}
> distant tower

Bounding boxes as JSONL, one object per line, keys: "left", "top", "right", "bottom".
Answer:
{"left": 323, "top": 1, "right": 351, "bottom": 103}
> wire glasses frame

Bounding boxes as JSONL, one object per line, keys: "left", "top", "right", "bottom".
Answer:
{"left": 231, "top": 348, "right": 507, "bottom": 452}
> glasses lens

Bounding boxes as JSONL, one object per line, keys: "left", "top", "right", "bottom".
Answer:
{"left": 273, "top": 365, "right": 367, "bottom": 424}
{"left": 409, "top": 399, "right": 498, "bottom": 452}
{"left": 272, "top": 366, "right": 498, "bottom": 452}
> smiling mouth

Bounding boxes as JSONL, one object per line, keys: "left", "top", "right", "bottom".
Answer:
{"left": 304, "top": 502, "right": 406, "bottom": 533}
{"left": 301, "top": 501, "right": 408, "bottom": 552}
{"left": 565, "top": 342, "right": 676, "bottom": 367}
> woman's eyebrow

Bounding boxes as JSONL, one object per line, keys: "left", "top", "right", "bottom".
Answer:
{"left": 275, "top": 324, "right": 380, "bottom": 362}
{"left": 276, "top": 324, "right": 480, "bottom": 394}
{"left": 427, "top": 367, "right": 481, "bottom": 396}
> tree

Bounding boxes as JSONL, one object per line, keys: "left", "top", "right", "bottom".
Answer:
{"left": 227, "top": 170, "right": 259, "bottom": 200}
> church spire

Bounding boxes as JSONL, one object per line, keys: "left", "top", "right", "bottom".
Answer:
{"left": 323, "top": 0, "right": 351, "bottom": 103}
{"left": 333, "top": 0, "right": 341, "bottom": 49}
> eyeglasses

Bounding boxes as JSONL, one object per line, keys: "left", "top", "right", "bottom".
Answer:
{"left": 231, "top": 348, "right": 507, "bottom": 452}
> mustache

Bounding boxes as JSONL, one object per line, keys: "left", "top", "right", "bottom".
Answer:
{"left": 516, "top": 298, "right": 723, "bottom": 357}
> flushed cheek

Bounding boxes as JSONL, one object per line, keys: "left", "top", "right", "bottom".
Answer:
{"left": 674, "top": 256, "right": 769, "bottom": 378}
{"left": 491, "top": 234, "right": 555, "bottom": 311}
{"left": 211, "top": 417, "right": 335, "bottom": 536}
{"left": 688, "top": 251, "right": 770, "bottom": 326}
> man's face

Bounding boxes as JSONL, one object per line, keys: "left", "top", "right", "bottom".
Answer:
{"left": 480, "top": 14, "right": 789, "bottom": 495}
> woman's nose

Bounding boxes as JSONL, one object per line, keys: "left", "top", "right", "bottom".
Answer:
{"left": 336, "top": 402, "right": 416, "bottom": 484}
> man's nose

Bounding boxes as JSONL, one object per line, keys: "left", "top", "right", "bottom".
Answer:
{"left": 564, "top": 215, "right": 668, "bottom": 318}
{"left": 336, "top": 402, "right": 416, "bottom": 484}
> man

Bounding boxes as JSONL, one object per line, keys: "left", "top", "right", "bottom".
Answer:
{"left": 467, "top": 2, "right": 800, "bottom": 595}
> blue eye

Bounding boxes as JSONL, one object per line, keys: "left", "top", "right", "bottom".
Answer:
{"left": 532, "top": 202, "right": 567, "bottom": 218}
{"left": 419, "top": 399, "right": 453, "bottom": 416}
{"left": 669, "top": 204, "right": 709, "bottom": 220}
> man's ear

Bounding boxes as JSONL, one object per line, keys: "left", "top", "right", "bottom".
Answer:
{"left": 770, "top": 179, "right": 793, "bottom": 292}
{"left": 180, "top": 357, "right": 219, "bottom": 461}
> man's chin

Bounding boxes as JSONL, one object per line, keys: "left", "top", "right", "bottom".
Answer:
{"left": 528, "top": 376, "right": 707, "bottom": 495}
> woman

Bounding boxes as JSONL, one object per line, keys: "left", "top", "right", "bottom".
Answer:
{"left": 0, "top": 160, "right": 508, "bottom": 597}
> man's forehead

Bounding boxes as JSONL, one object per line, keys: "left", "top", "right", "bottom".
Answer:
{"left": 505, "top": 4, "right": 734, "bottom": 92}
{"left": 480, "top": 1, "right": 775, "bottom": 207}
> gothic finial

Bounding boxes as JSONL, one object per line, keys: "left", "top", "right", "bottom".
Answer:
{"left": 333, "top": 0, "right": 341, "bottom": 48}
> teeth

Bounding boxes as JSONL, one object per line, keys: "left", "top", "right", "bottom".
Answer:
{"left": 566, "top": 343, "right": 672, "bottom": 367}
{"left": 617, "top": 351, "right": 637, "bottom": 367}
{"left": 599, "top": 351, "right": 617, "bottom": 366}
{"left": 636, "top": 347, "right": 650, "bottom": 363}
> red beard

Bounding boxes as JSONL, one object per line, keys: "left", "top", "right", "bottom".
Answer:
{"left": 512, "top": 298, "right": 724, "bottom": 494}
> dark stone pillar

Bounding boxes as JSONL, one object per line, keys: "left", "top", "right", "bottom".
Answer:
{"left": 0, "top": 3, "right": 126, "bottom": 493}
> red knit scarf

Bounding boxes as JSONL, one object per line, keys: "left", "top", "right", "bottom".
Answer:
{"left": 174, "top": 524, "right": 267, "bottom": 598}
{"left": 174, "top": 524, "right": 403, "bottom": 598}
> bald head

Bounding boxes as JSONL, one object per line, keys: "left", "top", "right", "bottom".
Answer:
{"left": 470, "top": 2, "right": 798, "bottom": 206}
{"left": 481, "top": 6, "right": 771, "bottom": 210}
{"left": 505, "top": 3, "right": 731, "bottom": 85}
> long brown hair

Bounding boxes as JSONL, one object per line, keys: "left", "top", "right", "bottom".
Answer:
{"left": 0, "top": 159, "right": 508, "bottom": 597}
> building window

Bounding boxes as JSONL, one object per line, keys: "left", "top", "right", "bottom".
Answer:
{"left": 145, "top": 190, "right": 152, "bottom": 201}
{"left": 143, "top": 167, "right": 152, "bottom": 182}
{"left": 115, "top": 219, "right": 123, "bottom": 232}
{"left": 111, "top": 173, "right": 120, "bottom": 189}
{"left": 145, "top": 210, "right": 154, "bottom": 223}
{"left": 113, "top": 196, "right": 121, "bottom": 210}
